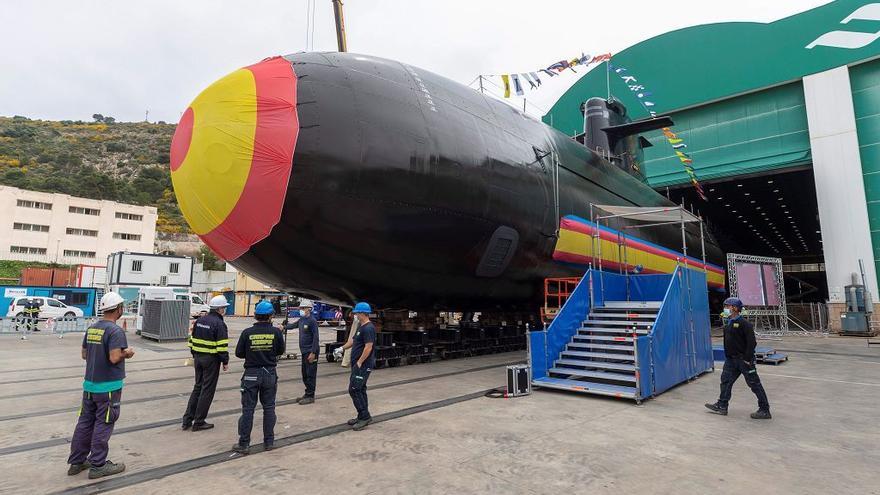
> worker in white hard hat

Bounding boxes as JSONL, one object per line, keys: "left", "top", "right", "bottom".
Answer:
{"left": 67, "top": 292, "right": 134, "bottom": 479}
{"left": 295, "top": 300, "right": 320, "bottom": 405}
{"left": 181, "top": 295, "right": 230, "bottom": 431}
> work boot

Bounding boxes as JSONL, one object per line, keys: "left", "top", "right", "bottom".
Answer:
{"left": 704, "top": 403, "right": 728, "bottom": 416}
{"left": 346, "top": 418, "right": 359, "bottom": 426}
{"left": 750, "top": 409, "right": 772, "bottom": 420}
{"left": 181, "top": 421, "right": 192, "bottom": 430}
{"left": 352, "top": 418, "right": 372, "bottom": 431}
{"left": 298, "top": 397, "right": 315, "bottom": 405}
{"left": 191, "top": 422, "right": 214, "bottom": 431}
{"left": 88, "top": 461, "right": 125, "bottom": 479}
{"left": 232, "top": 443, "right": 250, "bottom": 455}
{"left": 264, "top": 443, "right": 275, "bottom": 451}
{"left": 67, "top": 462, "right": 91, "bottom": 476}
{"left": 294, "top": 396, "right": 305, "bottom": 403}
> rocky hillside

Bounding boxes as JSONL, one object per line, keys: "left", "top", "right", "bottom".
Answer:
{"left": 0, "top": 115, "right": 188, "bottom": 233}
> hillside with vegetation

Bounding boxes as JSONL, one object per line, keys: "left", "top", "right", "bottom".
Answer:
{"left": 0, "top": 115, "right": 188, "bottom": 233}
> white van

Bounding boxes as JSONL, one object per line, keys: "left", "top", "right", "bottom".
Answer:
{"left": 6, "top": 297, "right": 84, "bottom": 319}
{"left": 176, "top": 293, "right": 209, "bottom": 317}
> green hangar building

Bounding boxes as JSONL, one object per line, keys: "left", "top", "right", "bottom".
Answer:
{"left": 545, "top": 0, "right": 880, "bottom": 325}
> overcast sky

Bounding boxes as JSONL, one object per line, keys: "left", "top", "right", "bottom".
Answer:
{"left": 0, "top": 0, "right": 829, "bottom": 123}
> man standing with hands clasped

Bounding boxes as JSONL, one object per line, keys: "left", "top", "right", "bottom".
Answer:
{"left": 336, "top": 302, "right": 376, "bottom": 431}
{"left": 295, "top": 300, "right": 320, "bottom": 405}
{"left": 67, "top": 292, "right": 134, "bottom": 479}
{"left": 182, "top": 295, "right": 230, "bottom": 431}
{"left": 705, "top": 297, "right": 772, "bottom": 419}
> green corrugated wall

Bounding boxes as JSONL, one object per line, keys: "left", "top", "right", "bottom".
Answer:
{"left": 849, "top": 59, "right": 880, "bottom": 280}
{"left": 643, "top": 82, "right": 811, "bottom": 187}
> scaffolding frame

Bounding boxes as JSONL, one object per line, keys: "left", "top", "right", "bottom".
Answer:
{"left": 726, "top": 253, "right": 788, "bottom": 334}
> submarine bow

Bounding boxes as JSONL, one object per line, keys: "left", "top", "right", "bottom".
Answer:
{"left": 170, "top": 56, "right": 299, "bottom": 261}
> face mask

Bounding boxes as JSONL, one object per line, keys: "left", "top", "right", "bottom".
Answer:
{"left": 721, "top": 308, "right": 732, "bottom": 318}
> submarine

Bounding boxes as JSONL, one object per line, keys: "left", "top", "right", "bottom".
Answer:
{"left": 169, "top": 52, "right": 725, "bottom": 311}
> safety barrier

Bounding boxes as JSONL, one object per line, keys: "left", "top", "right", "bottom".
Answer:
{"left": 0, "top": 316, "right": 97, "bottom": 339}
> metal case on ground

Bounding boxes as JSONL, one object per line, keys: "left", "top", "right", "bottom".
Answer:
{"left": 507, "top": 365, "right": 531, "bottom": 396}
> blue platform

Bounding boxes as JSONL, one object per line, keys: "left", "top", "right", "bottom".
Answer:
{"left": 529, "top": 267, "right": 714, "bottom": 402}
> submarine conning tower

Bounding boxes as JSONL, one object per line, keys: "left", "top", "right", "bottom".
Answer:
{"left": 576, "top": 97, "right": 672, "bottom": 183}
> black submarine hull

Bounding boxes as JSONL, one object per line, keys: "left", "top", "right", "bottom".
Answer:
{"left": 170, "top": 52, "right": 724, "bottom": 310}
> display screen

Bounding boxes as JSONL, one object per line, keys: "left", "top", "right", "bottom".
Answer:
{"left": 734, "top": 262, "right": 781, "bottom": 307}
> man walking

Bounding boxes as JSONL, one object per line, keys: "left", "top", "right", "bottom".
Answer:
{"left": 233, "top": 300, "right": 285, "bottom": 454}
{"left": 296, "top": 300, "right": 320, "bottom": 405}
{"left": 705, "top": 297, "right": 771, "bottom": 419}
{"left": 67, "top": 292, "right": 134, "bottom": 479}
{"left": 182, "top": 295, "right": 230, "bottom": 431}
{"left": 340, "top": 302, "right": 375, "bottom": 431}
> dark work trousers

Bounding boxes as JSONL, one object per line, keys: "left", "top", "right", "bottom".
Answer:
{"left": 718, "top": 359, "right": 770, "bottom": 411}
{"left": 348, "top": 364, "right": 372, "bottom": 421}
{"left": 183, "top": 353, "right": 221, "bottom": 426}
{"left": 238, "top": 367, "right": 278, "bottom": 447}
{"left": 301, "top": 356, "right": 318, "bottom": 398}
{"left": 68, "top": 389, "right": 122, "bottom": 467}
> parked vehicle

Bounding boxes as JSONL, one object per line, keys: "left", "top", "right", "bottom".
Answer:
{"left": 6, "top": 297, "right": 84, "bottom": 320}
{"left": 176, "top": 293, "right": 209, "bottom": 317}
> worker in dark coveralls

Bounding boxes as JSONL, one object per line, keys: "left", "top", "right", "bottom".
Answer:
{"left": 295, "top": 300, "right": 320, "bottom": 405}
{"left": 336, "top": 302, "right": 376, "bottom": 431}
{"left": 233, "top": 300, "right": 286, "bottom": 454}
{"left": 705, "top": 297, "right": 771, "bottom": 419}
{"left": 182, "top": 295, "right": 230, "bottom": 431}
{"left": 67, "top": 292, "right": 135, "bottom": 479}
{"left": 23, "top": 297, "right": 41, "bottom": 333}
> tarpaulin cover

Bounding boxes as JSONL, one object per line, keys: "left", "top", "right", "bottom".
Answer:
{"left": 170, "top": 56, "right": 299, "bottom": 261}
{"left": 651, "top": 267, "right": 713, "bottom": 395}
{"left": 553, "top": 215, "right": 726, "bottom": 289}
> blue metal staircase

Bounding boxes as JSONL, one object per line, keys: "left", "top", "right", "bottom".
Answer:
{"left": 529, "top": 268, "right": 713, "bottom": 403}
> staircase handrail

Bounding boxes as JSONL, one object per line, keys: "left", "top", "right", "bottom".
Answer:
{"left": 529, "top": 269, "right": 594, "bottom": 380}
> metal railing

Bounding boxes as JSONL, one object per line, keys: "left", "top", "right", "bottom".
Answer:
{"left": 0, "top": 315, "right": 97, "bottom": 339}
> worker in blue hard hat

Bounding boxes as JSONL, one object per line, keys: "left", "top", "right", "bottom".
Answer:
{"left": 337, "top": 302, "right": 376, "bottom": 431}
{"left": 232, "top": 300, "right": 286, "bottom": 454}
{"left": 295, "top": 300, "right": 320, "bottom": 405}
{"left": 705, "top": 297, "right": 771, "bottom": 419}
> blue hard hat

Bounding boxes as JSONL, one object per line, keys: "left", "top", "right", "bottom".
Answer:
{"left": 723, "top": 297, "right": 743, "bottom": 309}
{"left": 352, "top": 302, "right": 372, "bottom": 314}
{"left": 254, "top": 300, "right": 275, "bottom": 315}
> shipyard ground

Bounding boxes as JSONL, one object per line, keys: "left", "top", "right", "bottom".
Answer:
{"left": 0, "top": 321, "right": 877, "bottom": 495}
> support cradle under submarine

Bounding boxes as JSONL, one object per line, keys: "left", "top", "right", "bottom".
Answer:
{"left": 170, "top": 52, "right": 725, "bottom": 311}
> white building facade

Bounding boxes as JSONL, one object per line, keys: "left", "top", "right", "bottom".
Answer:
{"left": 0, "top": 185, "right": 157, "bottom": 264}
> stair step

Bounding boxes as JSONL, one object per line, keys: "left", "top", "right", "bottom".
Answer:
{"left": 560, "top": 350, "right": 635, "bottom": 361}
{"left": 554, "top": 359, "right": 638, "bottom": 371}
{"left": 583, "top": 320, "right": 653, "bottom": 327}
{"left": 532, "top": 377, "right": 638, "bottom": 398}
{"left": 548, "top": 367, "right": 636, "bottom": 382}
{"left": 588, "top": 312, "right": 656, "bottom": 320}
{"left": 602, "top": 301, "right": 662, "bottom": 309}
{"left": 579, "top": 328, "right": 649, "bottom": 335}
{"left": 573, "top": 335, "right": 634, "bottom": 343}
{"left": 567, "top": 342, "right": 634, "bottom": 352}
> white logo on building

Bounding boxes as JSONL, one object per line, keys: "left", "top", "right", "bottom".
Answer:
{"left": 807, "top": 3, "right": 880, "bottom": 49}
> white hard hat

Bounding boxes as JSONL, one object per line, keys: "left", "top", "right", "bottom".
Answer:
{"left": 299, "top": 299, "right": 313, "bottom": 309}
{"left": 209, "top": 295, "right": 230, "bottom": 308}
{"left": 100, "top": 292, "right": 125, "bottom": 311}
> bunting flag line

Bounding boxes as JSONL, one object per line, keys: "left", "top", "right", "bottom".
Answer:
{"left": 482, "top": 52, "right": 613, "bottom": 99}
{"left": 608, "top": 61, "right": 707, "bottom": 201}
